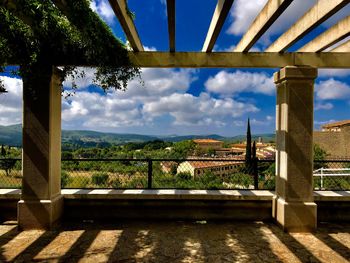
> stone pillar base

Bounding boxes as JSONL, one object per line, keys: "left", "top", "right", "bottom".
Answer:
{"left": 18, "top": 195, "right": 63, "bottom": 230}
{"left": 272, "top": 196, "right": 317, "bottom": 232}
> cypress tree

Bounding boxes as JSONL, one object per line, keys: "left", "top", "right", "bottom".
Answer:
{"left": 252, "top": 141, "right": 258, "bottom": 189}
{"left": 245, "top": 118, "right": 252, "bottom": 169}
{"left": 1, "top": 145, "right": 6, "bottom": 156}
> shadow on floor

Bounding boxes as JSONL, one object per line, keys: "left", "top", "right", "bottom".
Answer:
{"left": 0, "top": 221, "right": 349, "bottom": 262}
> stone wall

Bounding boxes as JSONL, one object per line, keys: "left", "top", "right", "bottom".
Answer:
{"left": 313, "top": 126, "right": 350, "bottom": 157}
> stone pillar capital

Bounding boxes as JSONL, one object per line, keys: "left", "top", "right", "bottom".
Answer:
{"left": 274, "top": 66, "right": 318, "bottom": 83}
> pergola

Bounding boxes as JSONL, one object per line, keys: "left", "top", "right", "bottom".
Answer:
{"left": 17, "top": 0, "right": 350, "bottom": 232}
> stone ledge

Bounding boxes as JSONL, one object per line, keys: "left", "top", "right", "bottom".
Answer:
{"left": 314, "top": 190, "right": 350, "bottom": 201}
{"left": 61, "top": 189, "right": 274, "bottom": 200}
{"left": 1, "top": 189, "right": 350, "bottom": 201}
{"left": 0, "top": 189, "right": 21, "bottom": 199}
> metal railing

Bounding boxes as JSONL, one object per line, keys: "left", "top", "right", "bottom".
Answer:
{"left": 0, "top": 158, "right": 349, "bottom": 190}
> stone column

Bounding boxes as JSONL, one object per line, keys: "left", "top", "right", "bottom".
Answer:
{"left": 272, "top": 66, "right": 317, "bottom": 232}
{"left": 18, "top": 66, "right": 63, "bottom": 230}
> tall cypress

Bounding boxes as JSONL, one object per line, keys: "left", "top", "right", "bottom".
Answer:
{"left": 1, "top": 145, "right": 6, "bottom": 156}
{"left": 245, "top": 118, "right": 252, "bottom": 169}
{"left": 252, "top": 141, "right": 258, "bottom": 189}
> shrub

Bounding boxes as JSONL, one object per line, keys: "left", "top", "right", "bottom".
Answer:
{"left": 61, "top": 171, "right": 72, "bottom": 188}
{"left": 176, "top": 172, "right": 192, "bottom": 181}
{"left": 91, "top": 172, "right": 109, "bottom": 186}
{"left": 126, "top": 176, "right": 147, "bottom": 188}
{"left": 111, "top": 178, "right": 122, "bottom": 188}
{"left": 198, "top": 171, "right": 223, "bottom": 190}
{"left": 229, "top": 173, "right": 253, "bottom": 188}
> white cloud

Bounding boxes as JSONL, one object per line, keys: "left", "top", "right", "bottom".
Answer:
{"left": 90, "top": 0, "right": 115, "bottom": 24}
{"left": 142, "top": 92, "right": 259, "bottom": 126}
{"left": 232, "top": 120, "right": 245, "bottom": 127}
{"left": 0, "top": 69, "right": 261, "bottom": 134}
{"left": 226, "top": 0, "right": 316, "bottom": 47}
{"left": 63, "top": 67, "right": 96, "bottom": 89}
{"left": 316, "top": 78, "right": 350, "bottom": 100}
{"left": 227, "top": 0, "right": 267, "bottom": 36}
{"left": 0, "top": 76, "right": 22, "bottom": 125}
{"left": 116, "top": 68, "right": 197, "bottom": 101}
{"left": 250, "top": 115, "right": 274, "bottom": 126}
{"left": 62, "top": 91, "right": 143, "bottom": 129}
{"left": 318, "top": 69, "right": 350, "bottom": 78}
{"left": 205, "top": 70, "right": 274, "bottom": 96}
{"left": 314, "top": 102, "right": 333, "bottom": 111}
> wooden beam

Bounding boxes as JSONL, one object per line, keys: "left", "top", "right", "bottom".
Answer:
{"left": 266, "top": 0, "right": 349, "bottom": 52}
{"left": 298, "top": 16, "right": 350, "bottom": 52}
{"left": 127, "top": 52, "right": 350, "bottom": 68}
{"left": 108, "top": 0, "right": 144, "bottom": 51}
{"left": 331, "top": 39, "right": 350, "bottom": 52}
{"left": 202, "top": 0, "right": 234, "bottom": 53}
{"left": 235, "top": 0, "right": 293, "bottom": 52}
{"left": 167, "top": 0, "right": 176, "bottom": 52}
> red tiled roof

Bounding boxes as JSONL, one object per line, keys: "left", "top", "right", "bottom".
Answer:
{"left": 322, "top": 120, "right": 350, "bottom": 128}
{"left": 193, "top": 139, "right": 223, "bottom": 144}
{"left": 186, "top": 161, "right": 241, "bottom": 169}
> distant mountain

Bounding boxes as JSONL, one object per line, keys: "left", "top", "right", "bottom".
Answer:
{"left": 0, "top": 124, "right": 275, "bottom": 147}
{"left": 230, "top": 133, "right": 276, "bottom": 143}
{"left": 0, "top": 124, "right": 22, "bottom": 146}
{"left": 61, "top": 130, "right": 158, "bottom": 147}
{"left": 159, "top": 134, "right": 227, "bottom": 142}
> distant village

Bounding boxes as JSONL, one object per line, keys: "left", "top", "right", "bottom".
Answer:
{"left": 169, "top": 138, "right": 275, "bottom": 178}
{"left": 162, "top": 119, "right": 350, "bottom": 177}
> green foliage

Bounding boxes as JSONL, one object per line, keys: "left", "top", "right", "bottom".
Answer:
{"left": 198, "top": 171, "right": 223, "bottom": 190}
{"left": 61, "top": 171, "right": 72, "bottom": 188}
{"left": 172, "top": 140, "right": 196, "bottom": 159}
{"left": 0, "top": 0, "right": 140, "bottom": 93}
{"left": 169, "top": 164, "right": 178, "bottom": 176}
{"left": 245, "top": 118, "right": 252, "bottom": 168}
{"left": 0, "top": 159, "right": 17, "bottom": 176}
{"left": 91, "top": 172, "right": 109, "bottom": 186}
{"left": 207, "top": 148, "right": 216, "bottom": 157}
{"left": 229, "top": 173, "right": 253, "bottom": 188}
{"left": 176, "top": 172, "right": 192, "bottom": 181}
{"left": 314, "top": 144, "right": 328, "bottom": 160}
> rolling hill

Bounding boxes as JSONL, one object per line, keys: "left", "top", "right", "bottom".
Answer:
{"left": 0, "top": 124, "right": 275, "bottom": 147}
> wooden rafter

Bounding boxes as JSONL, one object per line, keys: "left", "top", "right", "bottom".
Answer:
{"left": 298, "top": 16, "right": 350, "bottom": 52}
{"left": 331, "top": 39, "right": 350, "bottom": 52}
{"left": 108, "top": 0, "right": 144, "bottom": 51}
{"left": 235, "top": 0, "right": 293, "bottom": 52}
{"left": 202, "top": 0, "right": 234, "bottom": 53}
{"left": 167, "top": 0, "right": 176, "bottom": 52}
{"left": 127, "top": 52, "right": 350, "bottom": 68}
{"left": 266, "top": 0, "right": 349, "bottom": 52}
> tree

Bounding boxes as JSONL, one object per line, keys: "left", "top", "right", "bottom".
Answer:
{"left": 207, "top": 148, "right": 216, "bottom": 157}
{"left": 0, "top": 0, "right": 140, "bottom": 94}
{"left": 252, "top": 141, "right": 258, "bottom": 189}
{"left": 314, "top": 144, "right": 328, "bottom": 160}
{"left": 313, "top": 144, "right": 328, "bottom": 170}
{"left": 245, "top": 118, "right": 252, "bottom": 169}
{"left": 1, "top": 145, "right": 6, "bottom": 156}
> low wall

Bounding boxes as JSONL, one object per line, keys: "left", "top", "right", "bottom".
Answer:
{"left": 1, "top": 189, "right": 350, "bottom": 223}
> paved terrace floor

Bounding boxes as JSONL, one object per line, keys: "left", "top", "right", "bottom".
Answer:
{"left": 0, "top": 221, "right": 349, "bottom": 263}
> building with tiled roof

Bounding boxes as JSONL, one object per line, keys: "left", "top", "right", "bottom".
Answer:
{"left": 177, "top": 160, "right": 241, "bottom": 178}
{"left": 193, "top": 139, "right": 224, "bottom": 151}
{"left": 314, "top": 120, "right": 350, "bottom": 157}
{"left": 322, "top": 120, "right": 350, "bottom": 132}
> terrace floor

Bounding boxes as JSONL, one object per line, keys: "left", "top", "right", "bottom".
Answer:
{"left": 0, "top": 221, "right": 349, "bottom": 263}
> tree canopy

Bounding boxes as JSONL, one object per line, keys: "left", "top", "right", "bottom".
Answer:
{"left": 0, "top": 0, "right": 140, "bottom": 93}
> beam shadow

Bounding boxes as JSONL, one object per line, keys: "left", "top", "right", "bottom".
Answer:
{"left": 268, "top": 223, "right": 322, "bottom": 263}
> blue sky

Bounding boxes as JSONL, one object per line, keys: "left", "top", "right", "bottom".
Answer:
{"left": 0, "top": 0, "right": 350, "bottom": 136}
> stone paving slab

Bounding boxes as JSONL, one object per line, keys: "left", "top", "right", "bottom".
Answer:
{"left": 0, "top": 221, "right": 349, "bottom": 263}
